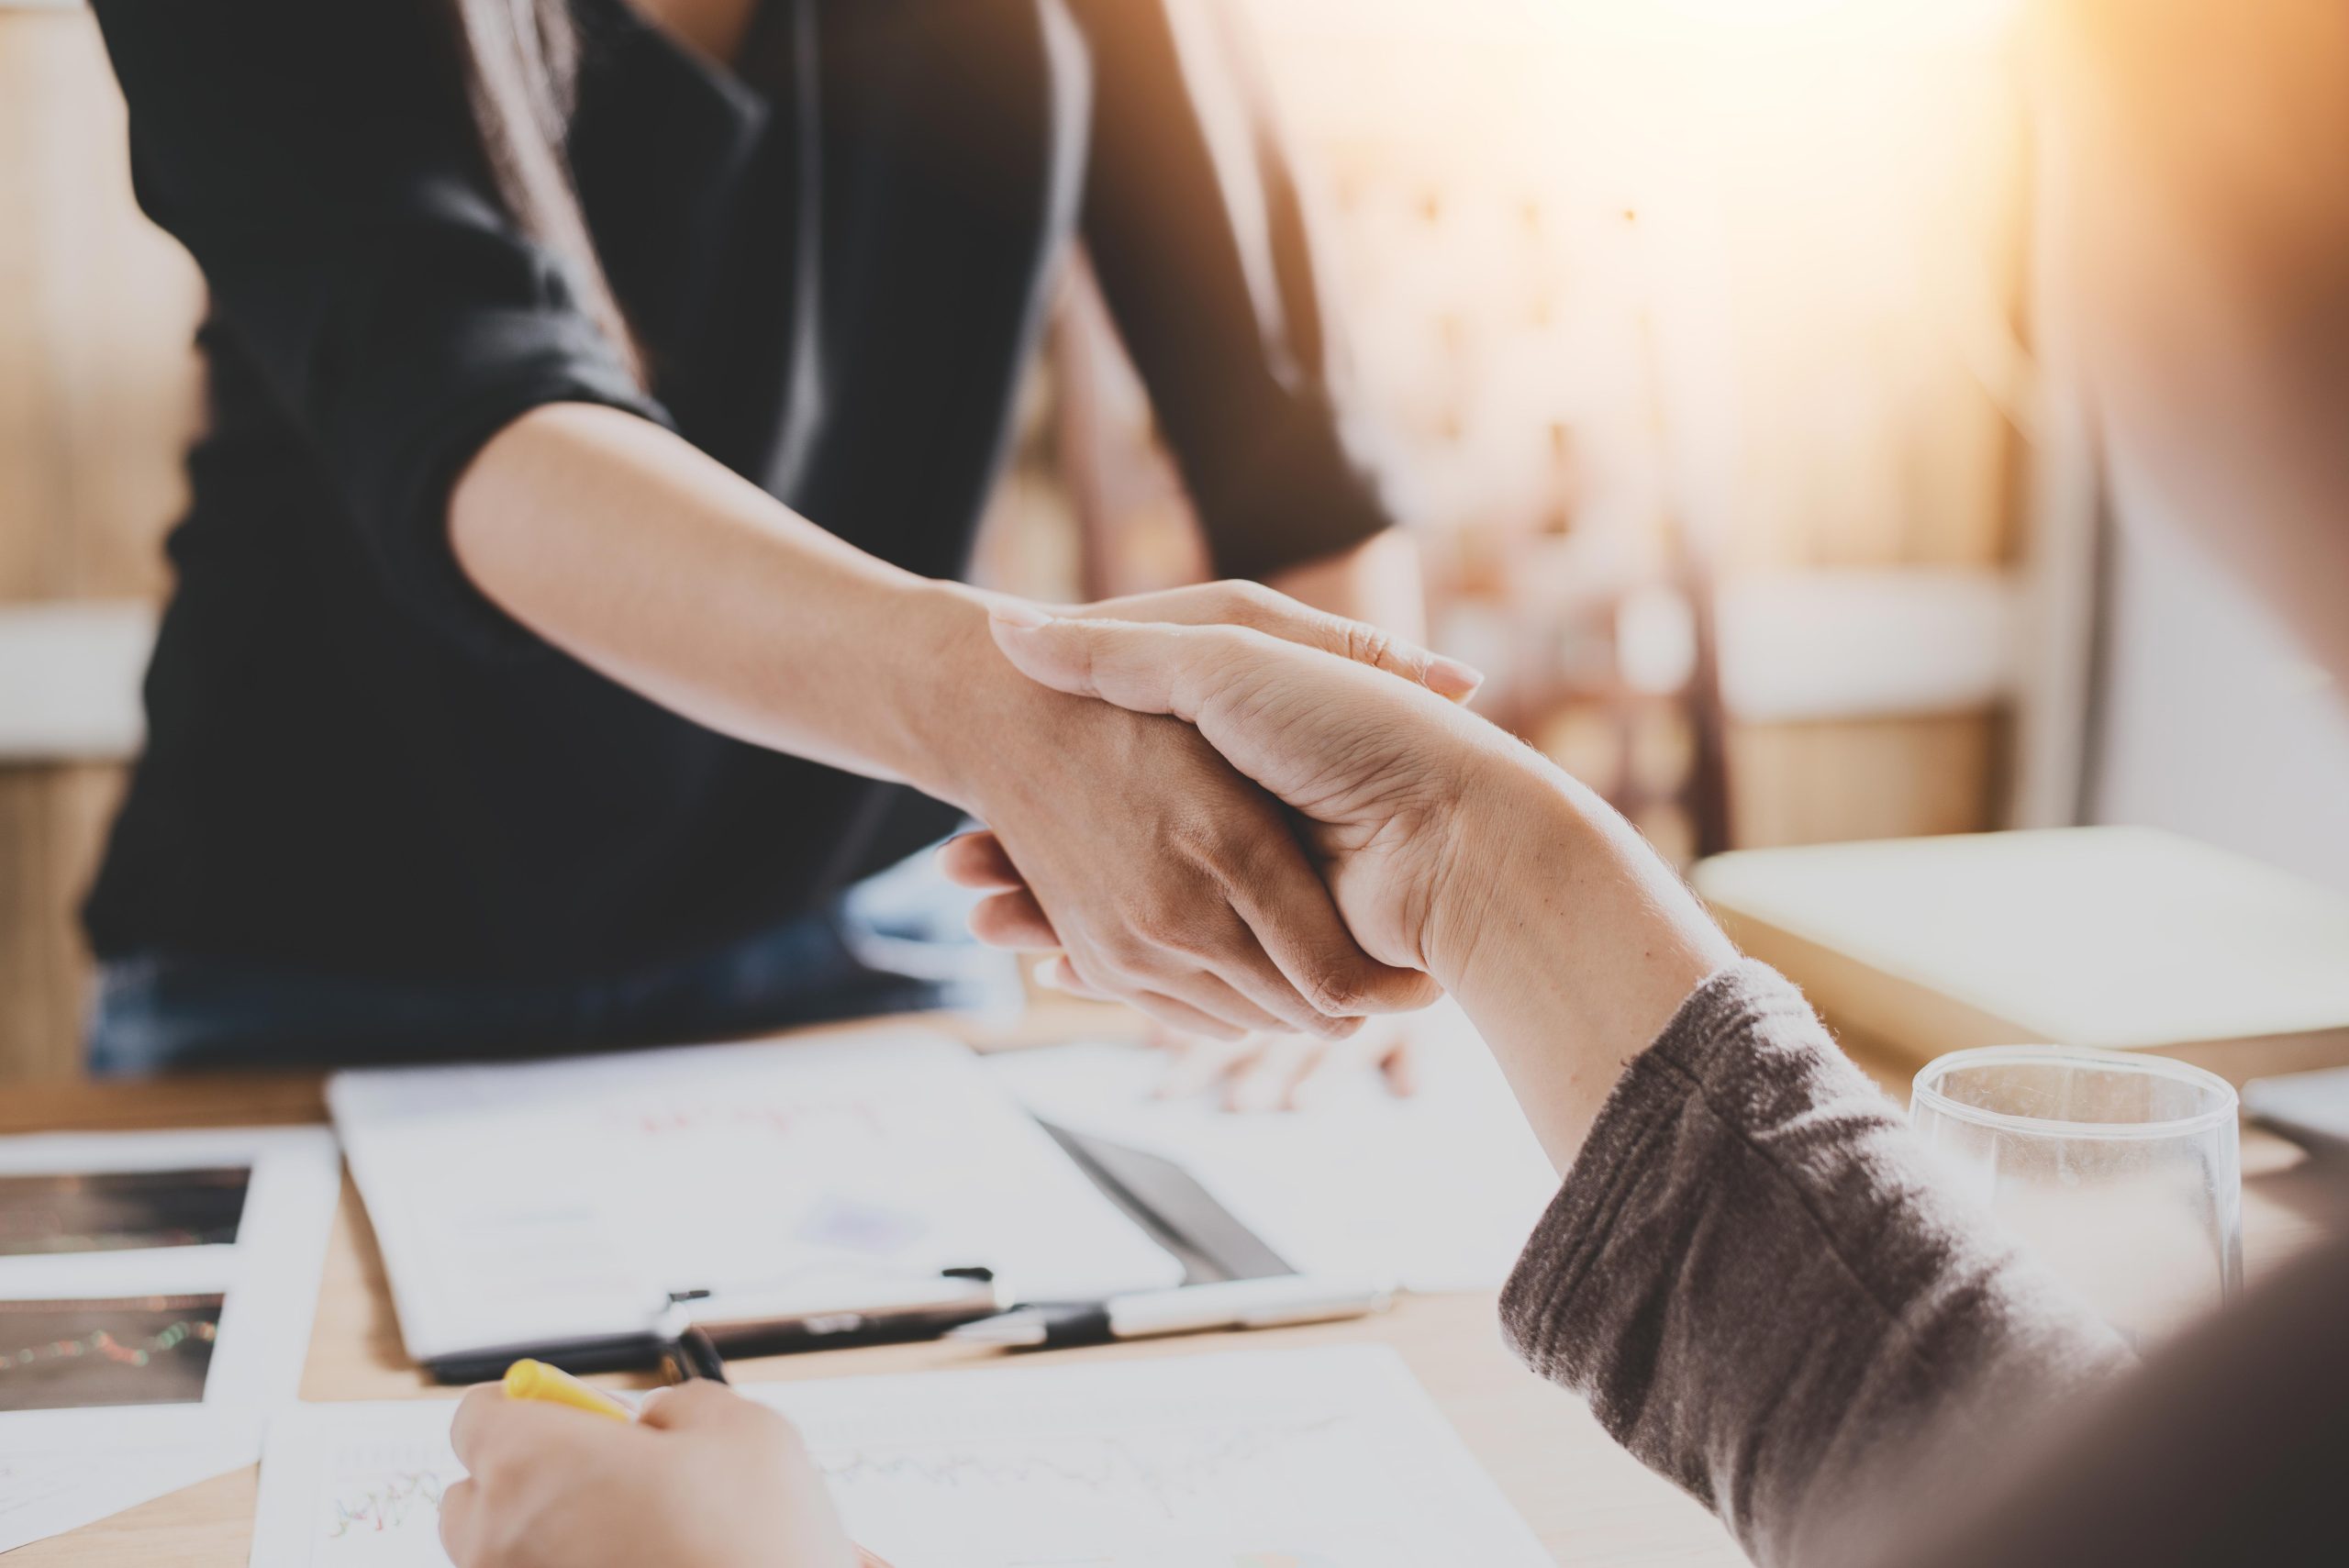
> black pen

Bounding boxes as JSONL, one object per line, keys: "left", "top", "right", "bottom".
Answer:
{"left": 948, "top": 1274, "right": 1392, "bottom": 1351}
{"left": 655, "top": 1299, "right": 730, "bottom": 1385}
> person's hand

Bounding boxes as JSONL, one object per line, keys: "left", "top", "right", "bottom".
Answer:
{"left": 926, "top": 582, "right": 1475, "bottom": 1040}
{"left": 965, "top": 607, "right": 1510, "bottom": 989}
{"left": 440, "top": 1382, "right": 855, "bottom": 1568}
{"left": 980, "top": 608, "right": 1739, "bottom": 1170}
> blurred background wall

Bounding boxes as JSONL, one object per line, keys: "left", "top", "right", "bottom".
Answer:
{"left": 1, "top": 2, "right": 204, "bottom": 1079}
{"left": 4, "top": 0, "right": 2343, "bottom": 1080}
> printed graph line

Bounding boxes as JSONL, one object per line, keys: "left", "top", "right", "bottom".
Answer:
{"left": 0, "top": 1318, "right": 217, "bottom": 1374}
{"left": 328, "top": 1471, "right": 451, "bottom": 1538}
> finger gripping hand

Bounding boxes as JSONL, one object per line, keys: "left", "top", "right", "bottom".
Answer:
{"left": 986, "top": 610, "right": 1495, "bottom": 983}
{"left": 1070, "top": 580, "right": 1483, "bottom": 701}
{"left": 954, "top": 692, "right": 1411, "bottom": 1037}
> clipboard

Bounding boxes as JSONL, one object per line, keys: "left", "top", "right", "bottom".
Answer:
{"left": 419, "top": 1124, "right": 1286, "bottom": 1383}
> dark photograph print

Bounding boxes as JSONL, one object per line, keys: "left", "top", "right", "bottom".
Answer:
{"left": 0, "top": 1166, "right": 250, "bottom": 1256}
{"left": 0, "top": 1294, "right": 225, "bottom": 1411}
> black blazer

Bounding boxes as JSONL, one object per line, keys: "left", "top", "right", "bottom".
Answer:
{"left": 83, "top": 0, "right": 1398, "bottom": 986}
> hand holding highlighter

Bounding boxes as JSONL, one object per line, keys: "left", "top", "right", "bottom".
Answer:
{"left": 491, "top": 1357, "right": 895, "bottom": 1568}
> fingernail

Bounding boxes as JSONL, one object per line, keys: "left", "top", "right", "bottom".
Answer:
{"left": 1424, "top": 655, "right": 1485, "bottom": 702}
{"left": 989, "top": 602, "right": 1052, "bottom": 629}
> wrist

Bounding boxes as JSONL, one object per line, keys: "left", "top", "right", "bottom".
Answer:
{"left": 1420, "top": 751, "right": 1592, "bottom": 995}
{"left": 1430, "top": 749, "right": 1734, "bottom": 1015}
{"left": 885, "top": 579, "right": 1053, "bottom": 813}
{"left": 1430, "top": 750, "right": 1739, "bottom": 1168}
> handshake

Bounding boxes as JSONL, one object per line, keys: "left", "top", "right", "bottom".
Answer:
{"left": 439, "top": 584, "right": 1740, "bottom": 1568}
{"left": 935, "top": 580, "right": 1732, "bottom": 1140}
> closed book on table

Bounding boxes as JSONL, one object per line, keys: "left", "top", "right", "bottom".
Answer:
{"left": 1693, "top": 827, "right": 2349, "bottom": 1086}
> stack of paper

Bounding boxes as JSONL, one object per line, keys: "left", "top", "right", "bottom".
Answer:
{"left": 989, "top": 1002, "right": 1560, "bottom": 1292}
{"left": 251, "top": 1345, "right": 1550, "bottom": 1567}
{"left": 0, "top": 1127, "right": 340, "bottom": 1552}
{"left": 330, "top": 1029, "right": 1183, "bottom": 1363}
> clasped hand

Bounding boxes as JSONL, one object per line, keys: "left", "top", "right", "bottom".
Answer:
{"left": 962, "top": 601, "right": 1524, "bottom": 1002}
{"left": 931, "top": 580, "right": 1480, "bottom": 1046}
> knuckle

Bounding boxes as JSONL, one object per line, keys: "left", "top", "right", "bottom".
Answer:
{"left": 1169, "top": 805, "right": 1264, "bottom": 871}
{"left": 1342, "top": 620, "right": 1397, "bottom": 672}
{"left": 466, "top": 1445, "right": 517, "bottom": 1489}
{"left": 674, "top": 1380, "right": 735, "bottom": 1413}
{"left": 1092, "top": 933, "right": 1161, "bottom": 982}
{"left": 1299, "top": 958, "right": 1371, "bottom": 1018}
{"left": 1217, "top": 578, "right": 1277, "bottom": 621}
{"left": 1358, "top": 966, "right": 1445, "bottom": 1012}
{"left": 1125, "top": 902, "right": 1200, "bottom": 959}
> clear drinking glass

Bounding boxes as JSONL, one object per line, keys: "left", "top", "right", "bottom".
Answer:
{"left": 1909, "top": 1045, "right": 2242, "bottom": 1349}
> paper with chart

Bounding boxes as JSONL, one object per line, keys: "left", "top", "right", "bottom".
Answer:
{"left": 330, "top": 1029, "right": 1182, "bottom": 1362}
{"left": 0, "top": 1126, "right": 340, "bottom": 1553}
{"left": 989, "top": 1001, "right": 1559, "bottom": 1291}
{"left": 249, "top": 1346, "right": 1550, "bottom": 1568}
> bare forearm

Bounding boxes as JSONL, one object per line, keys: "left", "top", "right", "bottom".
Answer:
{"left": 1430, "top": 758, "right": 1736, "bottom": 1173}
{"left": 448, "top": 403, "right": 998, "bottom": 802}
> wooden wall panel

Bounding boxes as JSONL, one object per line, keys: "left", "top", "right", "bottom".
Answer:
{"left": 0, "top": 8, "right": 203, "bottom": 602}
{"left": 0, "top": 764, "right": 126, "bottom": 1082}
{"left": 1729, "top": 713, "right": 2007, "bottom": 850}
{"left": 1, "top": 8, "right": 202, "bottom": 1081}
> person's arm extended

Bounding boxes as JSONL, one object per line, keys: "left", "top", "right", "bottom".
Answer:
{"left": 451, "top": 404, "right": 1458, "bottom": 1042}
{"left": 455, "top": 411, "right": 1429, "bottom": 784}
{"left": 450, "top": 403, "right": 980, "bottom": 788}
{"left": 981, "top": 613, "right": 2129, "bottom": 1564}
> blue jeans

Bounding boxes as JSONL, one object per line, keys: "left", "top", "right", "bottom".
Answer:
{"left": 85, "top": 851, "right": 1020, "bottom": 1075}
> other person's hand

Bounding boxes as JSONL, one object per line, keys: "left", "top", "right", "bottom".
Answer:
{"left": 967, "top": 606, "right": 1509, "bottom": 988}
{"left": 936, "top": 820, "right": 1417, "bottom": 1103}
{"left": 979, "top": 608, "right": 1736, "bottom": 1177}
{"left": 440, "top": 1382, "right": 854, "bottom": 1568}
{"left": 931, "top": 582, "right": 1474, "bottom": 1040}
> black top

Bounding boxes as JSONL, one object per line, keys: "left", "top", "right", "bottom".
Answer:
{"left": 84, "top": 0, "right": 1397, "bottom": 985}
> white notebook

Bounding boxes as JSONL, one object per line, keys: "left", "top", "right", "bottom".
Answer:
{"left": 329, "top": 1029, "right": 1182, "bottom": 1365}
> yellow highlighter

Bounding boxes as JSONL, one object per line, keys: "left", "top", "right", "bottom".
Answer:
{"left": 502, "top": 1358, "right": 632, "bottom": 1422}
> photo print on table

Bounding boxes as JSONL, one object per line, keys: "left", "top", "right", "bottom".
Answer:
{"left": 0, "top": 1295, "right": 226, "bottom": 1411}
{"left": 0, "top": 1168, "right": 250, "bottom": 1256}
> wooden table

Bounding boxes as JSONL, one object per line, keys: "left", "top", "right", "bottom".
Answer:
{"left": 5, "top": 1029, "right": 2337, "bottom": 1567}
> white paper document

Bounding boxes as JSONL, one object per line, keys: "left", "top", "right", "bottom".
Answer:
{"left": 988, "top": 1003, "right": 1559, "bottom": 1292}
{"left": 250, "top": 1345, "right": 1549, "bottom": 1568}
{"left": 330, "top": 1029, "right": 1182, "bottom": 1362}
{"left": 0, "top": 1126, "right": 341, "bottom": 1553}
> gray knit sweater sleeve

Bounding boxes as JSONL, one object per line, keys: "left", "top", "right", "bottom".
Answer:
{"left": 1499, "top": 962, "right": 2130, "bottom": 1566}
